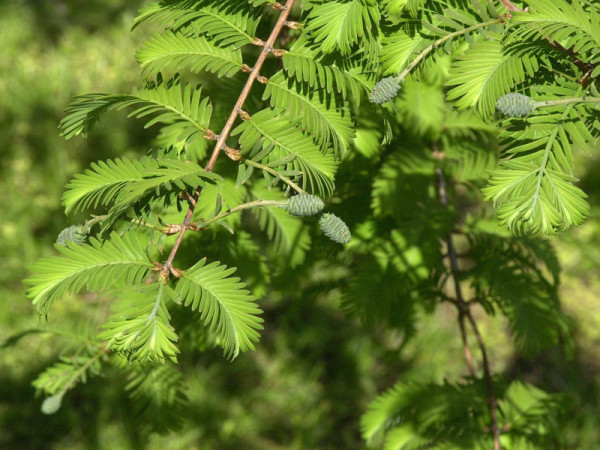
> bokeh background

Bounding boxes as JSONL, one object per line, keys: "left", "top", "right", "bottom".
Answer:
{"left": 1, "top": 0, "right": 599, "bottom": 448}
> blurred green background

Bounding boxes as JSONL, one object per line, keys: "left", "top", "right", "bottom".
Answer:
{"left": 1, "top": 1, "right": 599, "bottom": 448}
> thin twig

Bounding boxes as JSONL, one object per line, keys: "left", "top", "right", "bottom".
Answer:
{"left": 394, "top": 19, "right": 501, "bottom": 83}
{"left": 499, "top": 0, "right": 598, "bottom": 84}
{"left": 435, "top": 166, "right": 477, "bottom": 378}
{"left": 205, "top": 0, "right": 297, "bottom": 171}
{"left": 533, "top": 96, "right": 600, "bottom": 109}
{"left": 244, "top": 159, "right": 306, "bottom": 194}
{"left": 433, "top": 154, "right": 501, "bottom": 450}
{"left": 188, "top": 199, "right": 286, "bottom": 231}
{"left": 498, "top": 0, "right": 521, "bottom": 12}
{"left": 464, "top": 308, "right": 501, "bottom": 450}
{"left": 158, "top": 0, "right": 297, "bottom": 281}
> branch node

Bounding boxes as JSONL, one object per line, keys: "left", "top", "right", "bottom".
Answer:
{"left": 241, "top": 63, "right": 252, "bottom": 73}
{"left": 203, "top": 129, "right": 218, "bottom": 141}
{"left": 256, "top": 75, "right": 269, "bottom": 84}
{"left": 271, "top": 2, "right": 285, "bottom": 10}
{"left": 271, "top": 48, "right": 288, "bottom": 58}
{"left": 223, "top": 145, "right": 242, "bottom": 161}
{"left": 238, "top": 109, "right": 251, "bottom": 121}
{"left": 164, "top": 224, "right": 181, "bottom": 236}
{"left": 284, "top": 21, "right": 302, "bottom": 29}
{"left": 251, "top": 37, "right": 265, "bottom": 47}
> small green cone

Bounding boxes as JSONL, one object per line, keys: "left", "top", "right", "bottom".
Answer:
{"left": 319, "top": 213, "right": 351, "bottom": 244}
{"left": 284, "top": 194, "right": 325, "bottom": 217}
{"left": 496, "top": 93, "right": 534, "bottom": 117}
{"left": 369, "top": 77, "right": 401, "bottom": 104}
{"left": 56, "top": 225, "right": 89, "bottom": 247}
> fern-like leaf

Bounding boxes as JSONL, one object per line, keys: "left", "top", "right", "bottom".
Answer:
{"left": 25, "top": 232, "right": 153, "bottom": 313}
{"left": 232, "top": 108, "right": 337, "bottom": 196}
{"left": 446, "top": 39, "right": 539, "bottom": 117}
{"left": 175, "top": 258, "right": 263, "bottom": 359}
{"left": 62, "top": 157, "right": 221, "bottom": 214}
{"left": 99, "top": 284, "right": 180, "bottom": 363}
{"left": 305, "top": 0, "right": 380, "bottom": 55}
{"left": 137, "top": 31, "right": 243, "bottom": 78}
{"left": 263, "top": 71, "right": 355, "bottom": 156}
{"left": 60, "top": 79, "right": 213, "bottom": 143}
{"left": 509, "top": 0, "right": 600, "bottom": 63}
{"left": 133, "top": 0, "right": 260, "bottom": 49}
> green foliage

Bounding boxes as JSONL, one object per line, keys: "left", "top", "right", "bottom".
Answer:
{"left": 14, "top": 0, "right": 600, "bottom": 447}
{"left": 175, "top": 258, "right": 263, "bottom": 359}
{"left": 26, "top": 232, "right": 154, "bottom": 314}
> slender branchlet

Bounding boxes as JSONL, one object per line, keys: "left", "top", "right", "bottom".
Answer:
{"left": 434, "top": 146, "right": 501, "bottom": 450}
{"left": 159, "top": 0, "right": 298, "bottom": 281}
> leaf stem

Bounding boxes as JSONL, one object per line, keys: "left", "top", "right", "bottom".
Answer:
{"left": 394, "top": 18, "right": 501, "bottom": 84}
{"left": 533, "top": 97, "right": 600, "bottom": 109}
{"left": 57, "top": 349, "right": 104, "bottom": 399}
{"left": 244, "top": 159, "right": 306, "bottom": 194}
{"left": 189, "top": 199, "right": 286, "bottom": 230}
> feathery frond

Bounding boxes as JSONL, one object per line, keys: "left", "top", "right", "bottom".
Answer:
{"left": 99, "top": 284, "right": 180, "bottom": 363}
{"left": 175, "top": 258, "right": 263, "bottom": 359}
{"left": 305, "top": 0, "right": 380, "bottom": 55}
{"left": 263, "top": 71, "right": 355, "bottom": 156}
{"left": 232, "top": 108, "right": 337, "bottom": 196}
{"left": 137, "top": 31, "right": 244, "bottom": 78}
{"left": 62, "top": 157, "right": 221, "bottom": 215}
{"left": 446, "top": 39, "right": 539, "bottom": 118}
{"left": 59, "top": 79, "right": 213, "bottom": 143}
{"left": 133, "top": 0, "right": 261, "bottom": 48}
{"left": 26, "top": 232, "right": 153, "bottom": 314}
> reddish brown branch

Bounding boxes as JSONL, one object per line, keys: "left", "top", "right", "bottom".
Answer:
{"left": 499, "top": 0, "right": 598, "bottom": 85}
{"left": 159, "top": 0, "right": 297, "bottom": 281}
{"left": 434, "top": 160, "right": 501, "bottom": 450}
{"left": 205, "top": 0, "right": 297, "bottom": 171}
{"left": 465, "top": 308, "right": 501, "bottom": 450}
{"left": 499, "top": 0, "right": 521, "bottom": 12}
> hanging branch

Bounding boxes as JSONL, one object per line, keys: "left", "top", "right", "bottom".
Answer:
{"left": 158, "top": 0, "right": 297, "bottom": 281}
{"left": 499, "top": 0, "right": 598, "bottom": 84}
{"left": 433, "top": 149, "right": 501, "bottom": 450}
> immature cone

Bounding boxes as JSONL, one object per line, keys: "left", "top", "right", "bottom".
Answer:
{"left": 369, "top": 77, "right": 401, "bottom": 104}
{"left": 319, "top": 213, "right": 351, "bottom": 244}
{"left": 56, "top": 225, "right": 89, "bottom": 247}
{"left": 285, "top": 194, "right": 325, "bottom": 217}
{"left": 495, "top": 93, "right": 534, "bottom": 117}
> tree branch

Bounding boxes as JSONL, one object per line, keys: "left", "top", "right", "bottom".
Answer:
{"left": 158, "top": 0, "right": 297, "bottom": 281}
{"left": 499, "top": 0, "right": 598, "bottom": 84}
{"left": 434, "top": 154, "right": 501, "bottom": 450}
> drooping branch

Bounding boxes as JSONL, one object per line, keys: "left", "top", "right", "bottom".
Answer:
{"left": 158, "top": 0, "right": 298, "bottom": 281}
{"left": 433, "top": 151, "right": 501, "bottom": 450}
{"left": 499, "top": 0, "right": 598, "bottom": 84}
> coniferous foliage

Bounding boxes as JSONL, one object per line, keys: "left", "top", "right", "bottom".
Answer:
{"left": 19, "top": 0, "right": 600, "bottom": 447}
